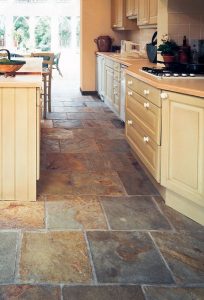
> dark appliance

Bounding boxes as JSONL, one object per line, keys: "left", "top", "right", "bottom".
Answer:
{"left": 146, "top": 31, "right": 157, "bottom": 63}
{"left": 94, "top": 36, "right": 113, "bottom": 52}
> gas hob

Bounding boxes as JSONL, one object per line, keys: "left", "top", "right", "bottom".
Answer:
{"left": 141, "top": 67, "right": 204, "bottom": 78}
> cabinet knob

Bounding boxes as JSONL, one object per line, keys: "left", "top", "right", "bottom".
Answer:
{"left": 127, "top": 120, "right": 133, "bottom": 125}
{"left": 160, "top": 92, "right": 168, "bottom": 100}
{"left": 128, "top": 91, "right": 133, "bottom": 96}
{"left": 144, "top": 102, "right": 150, "bottom": 108}
{"left": 128, "top": 80, "right": 133, "bottom": 85}
{"left": 143, "top": 136, "right": 149, "bottom": 143}
{"left": 144, "top": 89, "right": 150, "bottom": 96}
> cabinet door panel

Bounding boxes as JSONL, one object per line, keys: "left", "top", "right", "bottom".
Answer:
{"left": 105, "top": 66, "right": 114, "bottom": 104}
{"left": 149, "top": 0, "right": 158, "bottom": 24}
{"left": 161, "top": 92, "right": 204, "bottom": 205}
{"left": 138, "top": 0, "right": 149, "bottom": 25}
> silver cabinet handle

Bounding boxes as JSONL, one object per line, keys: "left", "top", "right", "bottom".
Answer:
{"left": 128, "top": 80, "right": 133, "bottom": 85}
{"left": 160, "top": 92, "right": 168, "bottom": 100}
{"left": 127, "top": 120, "right": 133, "bottom": 125}
{"left": 128, "top": 91, "right": 133, "bottom": 96}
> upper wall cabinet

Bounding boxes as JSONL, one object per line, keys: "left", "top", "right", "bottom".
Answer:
{"left": 111, "top": 0, "right": 137, "bottom": 30}
{"left": 137, "top": 0, "right": 158, "bottom": 27}
{"left": 126, "top": 0, "right": 138, "bottom": 19}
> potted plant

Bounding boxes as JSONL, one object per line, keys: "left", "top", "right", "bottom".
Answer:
{"left": 157, "top": 34, "right": 179, "bottom": 63}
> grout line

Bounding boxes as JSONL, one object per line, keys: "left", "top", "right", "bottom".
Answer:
{"left": 60, "top": 283, "right": 63, "bottom": 300}
{"left": 141, "top": 285, "right": 149, "bottom": 300}
{"left": 83, "top": 231, "right": 98, "bottom": 285}
{"left": 151, "top": 196, "right": 176, "bottom": 232}
{"left": 14, "top": 230, "right": 23, "bottom": 284}
{"left": 99, "top": 200, "right": 111, "bottom": 231}
{"left": 148, "top": 232, "right": 177, "bottom": 285}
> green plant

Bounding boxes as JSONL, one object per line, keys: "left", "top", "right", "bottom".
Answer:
{"left": 157, "top": 34, "right": 179, "bottom": 55}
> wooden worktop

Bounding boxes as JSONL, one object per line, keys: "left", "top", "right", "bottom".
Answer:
{"left": 97, "top": 52, "right": 204, "bottom": 98}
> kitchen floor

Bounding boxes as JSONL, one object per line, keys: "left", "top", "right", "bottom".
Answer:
{"left": 0, "top": 91, "right": 204, "bottom": 299}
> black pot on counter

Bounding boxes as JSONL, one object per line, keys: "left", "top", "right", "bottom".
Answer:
{"left": 146, "top": 31, "right": 157, "bottom": 63}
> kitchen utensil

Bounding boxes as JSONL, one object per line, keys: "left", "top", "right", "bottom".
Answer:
{"left": 0, "top": 49, "right": 25, "bottom": 74}
{"left": 94, "top": 36, "right": 113, "bottom": 52}
{"left": 146, "top": 31, "right": 157, "bottom": 63}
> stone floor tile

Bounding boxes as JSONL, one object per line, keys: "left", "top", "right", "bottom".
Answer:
{"left": 96, "top": 139, "right": 131, "bottom": 153}
{"left": 63, "top": 101, "right": 86, "bottom": 107}
{"left": 46, "top": 112, "right": 67, "bottom": 120}
{"left": 102, "top": 152, "right": 138, "bottom": 172}
{"left": 63, "top": 285, "right": 145, "bottom": 300}
{"left": 151, "top": 231, "right": 204, "bottom": 284}
{"left": 54, "top": 106, "right": 104, "bottom": 113}
{"left": 40, "top": 120, "right": 53, "bottom": 128}
{"left": 117, "top": 171, "right": 159, "bottom": 196}
{"left": 100, "top": 196, "right": 171, "bottom": 230}
{"left": 0, "top": 285, "right": 61, "bottom": 300}
{"left": 53, "top": 120, "right": 84, "bottom": 129}
{"left": 111, "top": 119, "right": 125, "bottom": 128}
{"left": 70, "top": 172, "right": 126, "bottom": 196}
{"left": 41, "top": 128, "right": 73, "bottom": 140}
{"left": 0, "top": 232, "right": 18, "bottom": 283}
{"left": 0, "top": 202, "right": 45, "bottom": 229}
{"left": 60, "top": 138, "right": 100, "bottom": 153}
{"left": 85, "top": 102, "right": 106, "bottom": 108}
{"left": 153, "top": 197, "right": 204, "bottom": 232}
{"left": 86, "top": 153, "right": 112, "bottom": 172}
{"left": 46, "top": 196, "right": 107, "bottom": 230}
{"left": 87, "top": 231, "right": 174, "bottom": 284}
{"left": 41, "top": 139, "right": 60, "bottom": 153}
{"left": 67, "top": 113, "right": 96, "bottom": 120}
{"left": 143, "top": 286, "right": 204, "bottom": 300}
{"left": 45, "top": 153, "right": 90, "bottom": 172}
{"left": 19, "top": 231, "right": 92, "bottom": 283}
{"left": 82, "top": 120, "right": 115, "bottom": 128}
{"left": 37, "top": 171, "right": 74, "bottom": 195}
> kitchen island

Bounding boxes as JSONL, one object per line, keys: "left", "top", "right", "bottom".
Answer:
{"left": 0, "top": 75, "right": 42, "bottom": 201}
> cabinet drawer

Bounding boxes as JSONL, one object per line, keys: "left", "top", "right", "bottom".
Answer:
{"left": 126, "top": 111, "right": 161, "bottom": 182}
{"left": 126, "top": 88, "right": 161, "bottom": 145}
{"left": 126, "top": 75, "right": 161, "bottom": 107}
{"left": 105, "top": 58, "right": 114, "bottom": 68}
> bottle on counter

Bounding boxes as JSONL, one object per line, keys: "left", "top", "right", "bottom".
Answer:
{"left": 178, "top": 36, "right": 191, "bottom": 63}
{"left": 191, "top": 44, "right": 198, "bottom": 64}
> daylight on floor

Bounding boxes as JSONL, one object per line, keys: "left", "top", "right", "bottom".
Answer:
{"left": 0, "top": 0, "right": 203, "bottom": 299}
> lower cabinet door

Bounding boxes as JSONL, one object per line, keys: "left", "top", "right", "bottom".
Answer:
{"left": 161, "top": 91, "right": 204, "bottom": 206}
{"left": 126, "top": 111, "right": 161, "bottom": 182}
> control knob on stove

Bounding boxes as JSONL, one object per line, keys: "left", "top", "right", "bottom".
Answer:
{"left": 173, "top": 73, "right": 179, "bottom": 77}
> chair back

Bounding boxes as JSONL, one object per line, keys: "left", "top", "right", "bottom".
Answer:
{"left": 31, "top": 52, "right": 54, "bottom": 74}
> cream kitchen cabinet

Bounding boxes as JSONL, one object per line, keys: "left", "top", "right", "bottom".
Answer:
{"left": 104, "top": 58, "right": 121, "bottom": 116}
{"left": 137, "top": 0, "right": 157, "bottom": 26}
{"left": 0, "top": 80, "right": 41, "bottom": 202}
{"left": 126, "top": 0, "right": 138, "bottom": 19}
{"left": 111, "top": 0, "right": 137, "bottom": 30}
{"left": 126, "top": 74, "right": 161, "bottom": 182}
{"left": 161, "top": 91, "right": 204, "bottom": 225}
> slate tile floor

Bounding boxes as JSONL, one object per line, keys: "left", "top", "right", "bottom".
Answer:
{"left": 0, "top": 95, "right": 204, "bottom": 299}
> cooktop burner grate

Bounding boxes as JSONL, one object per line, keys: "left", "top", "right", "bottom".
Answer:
{"left": 141, "top": 67, "right": 204, "bottom": 78}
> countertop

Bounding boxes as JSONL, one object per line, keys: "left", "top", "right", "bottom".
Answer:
{"left": 0, "top": 74, "right": 42, "bottom": 88}
{"left": 97, "top": 52, "right": 204, "bottom": 98}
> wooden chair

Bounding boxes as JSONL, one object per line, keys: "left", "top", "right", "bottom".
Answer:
{"left": 52, "top": 52, "right": 63, "bottom": 77}
{"left": 31, "top": 52, "right": 54, "bottom": 118}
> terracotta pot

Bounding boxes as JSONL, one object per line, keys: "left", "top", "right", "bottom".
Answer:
{"left": 162, "top": 54, "right": 175, "bottom": 63}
